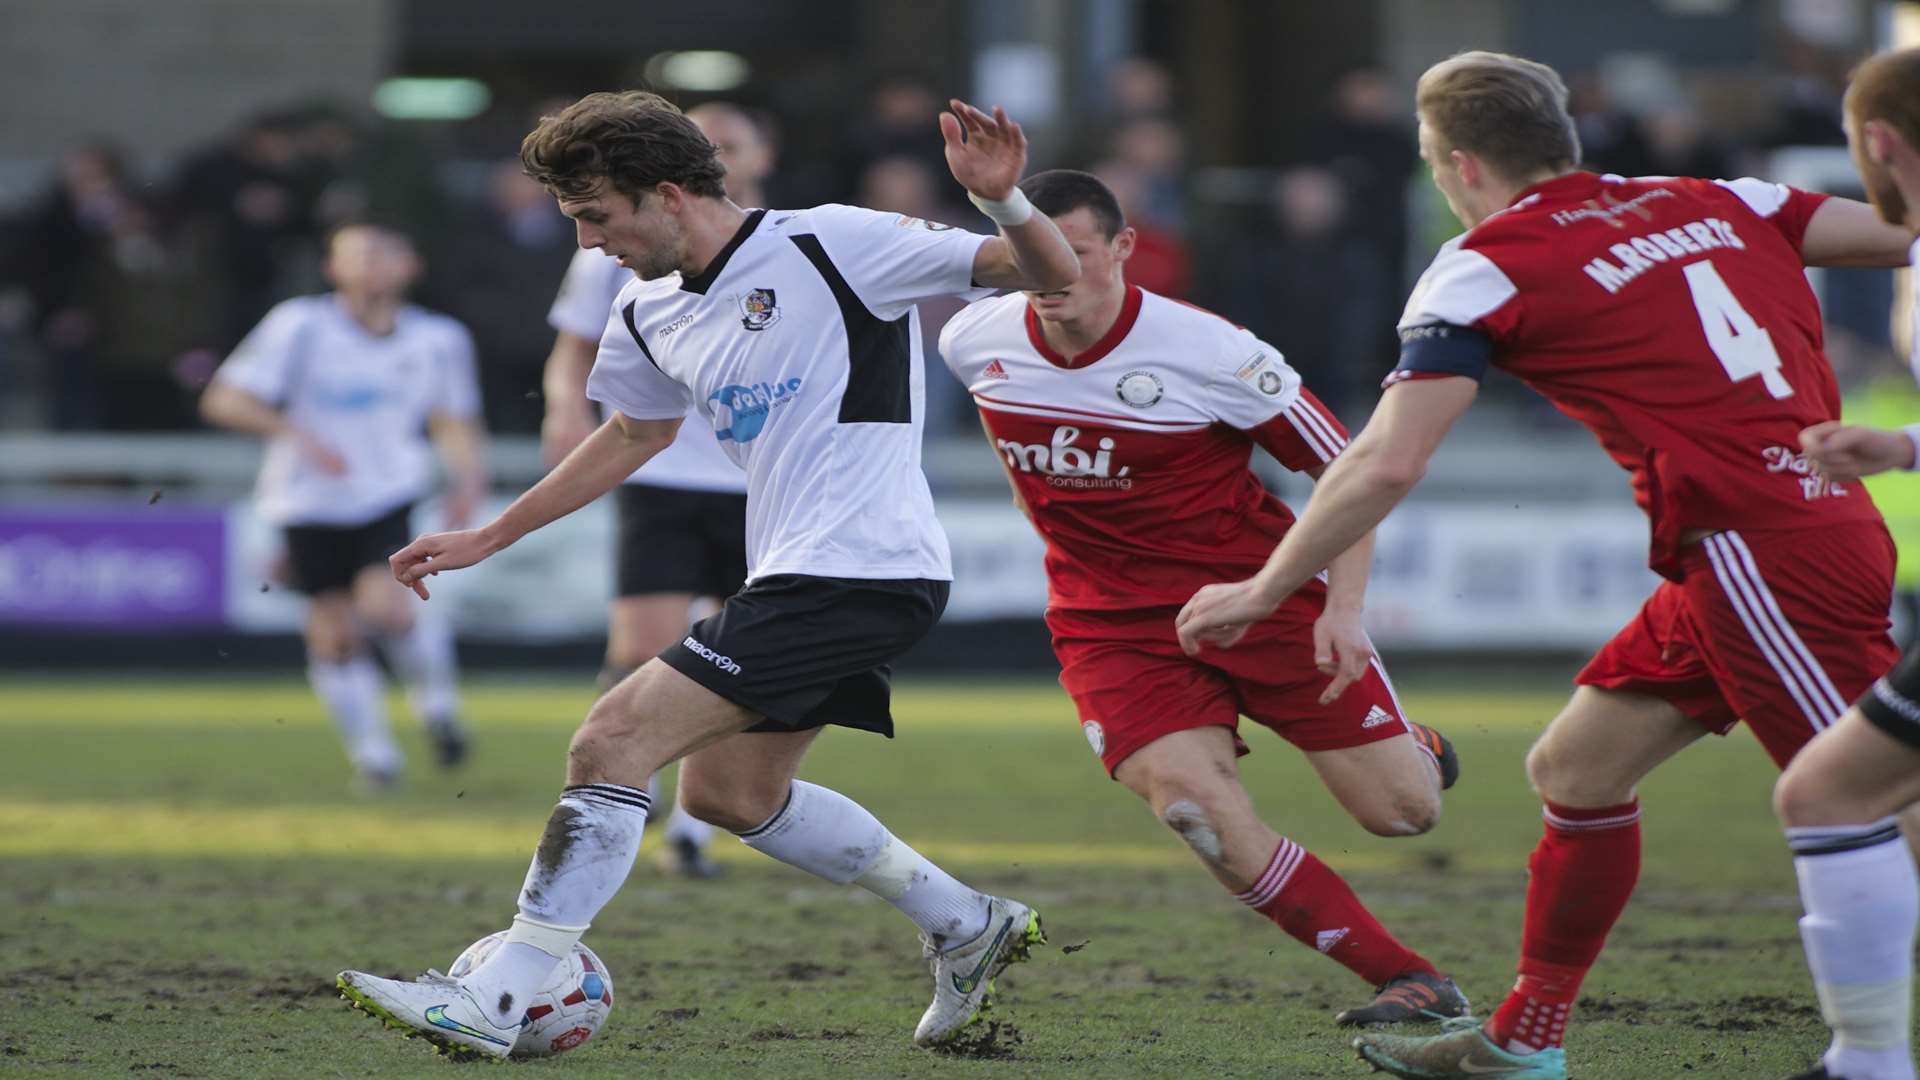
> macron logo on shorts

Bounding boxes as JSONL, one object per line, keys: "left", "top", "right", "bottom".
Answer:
{"left": 683, "top": 636, "right": 742, "bottom": 676}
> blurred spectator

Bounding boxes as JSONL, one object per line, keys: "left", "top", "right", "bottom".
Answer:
{"left": 1107, "top": 117, "right": 1187, "bottom": 233}
{"left": 1205, "top": 167, "right": 1387, "bottom": 417}
{"left": 1092, "top": 160, "right": 1192, "bottom": 299}
{"left": 1567, "top": 73, "right": 1655, "bottom": 177}
{"left": 1304, "top": 67, "right": 1419, "bottom": 359}
{"left": 837, "top": 73, "right": 950, "bottom": 206}
{"left": 687, "top": 102, "right": 777, "bottom": 208}
{"left": 17, "top": 144, "right": 211, "bottom": 429}
{"left": 169, "top": 111, "right": 316, "bottom": 349}
{"left": 1760, "top": 37, "right": 1848, "bottom": 149}
{"left": 1106, "top": 56, "right": 1177, "bottom": 121}
{"left": 1642, "top": 107, "right": 1733, "bottom": 182}
{"left": 427, "top": 160, "right": 576, "bottom": 434}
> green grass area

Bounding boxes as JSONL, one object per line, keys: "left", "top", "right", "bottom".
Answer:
{"left": 0, "top": 674, "right": 1839, "bottom": 1078}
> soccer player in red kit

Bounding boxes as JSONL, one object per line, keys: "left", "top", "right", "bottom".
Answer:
{"left": 1172, "top": 52, "right": 1916, "bottom": 1079}
{"left": 940, "top": 169, "right": 1469, "bottom": 1026}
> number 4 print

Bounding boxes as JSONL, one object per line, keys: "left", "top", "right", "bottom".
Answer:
{"left": 1682, "top": 260, "right": 1793, "bottom": 399}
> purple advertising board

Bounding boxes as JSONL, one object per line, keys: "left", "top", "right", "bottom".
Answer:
{"left": 0, "top": 503, "right": 228, "bottom": 626}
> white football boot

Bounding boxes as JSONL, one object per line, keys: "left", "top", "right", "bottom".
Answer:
{"left": 337, "top": 968, "right": 516, "bottom": 1060}
{"left": 912, "top": 895, "right": 1046, "bottom": 1047}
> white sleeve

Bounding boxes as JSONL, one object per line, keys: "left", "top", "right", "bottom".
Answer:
{"left": 1397, "top": 239, "right": 1519, "bottom": 331}
{"left": 548, "top": 248, "right": 626, "bottom": 339}
{"left": 432, "top": 321, "right": 483, "bottom": 421}
{"left": 805, "top": 204, "right": 995, "bottom": 321}
{"left": 1205, "top": 324, "right": 1302, "bottom": 429}
{"left": 213, "top": 300, "right": 309, "bottom": 404}
{"left": 584, "top": 296, "right": 692, "bottom": 420}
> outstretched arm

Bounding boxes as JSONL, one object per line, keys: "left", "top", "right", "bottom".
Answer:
{"left": 1800, "top": 196, "right": 1916, "bottom": 268}
{"left": 1802, "top": 419, "right": 1918, "bottom": 481}
{"left": 1176, "top": 376, "right": 1478, "bottom": 654}
{"left": 940, "top": 99, "right": 1080, "bottom": 292}
{"left": 391, "top": 413, "right": 680, "bottom": 598}
{"left": 1310, "top": 467, "right": 1378, "bottom": 704}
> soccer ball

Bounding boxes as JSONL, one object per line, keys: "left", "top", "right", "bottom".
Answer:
{"left": 448, "top": 932, "right": 613, "bottom": 1058}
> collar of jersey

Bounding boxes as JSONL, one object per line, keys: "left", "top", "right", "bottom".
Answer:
{"left": 1024, "top": 284, "right": 1144, "bottom": 369}
{"left": 1507, "top": 170, "right": 1601, "bottom": 211}
{"left": 679, "top": 208, "right": 768, "bottom": 295}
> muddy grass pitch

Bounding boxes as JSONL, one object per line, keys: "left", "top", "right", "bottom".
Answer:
{"left": 0, "top": 675, "right": 1855, "bottom": 1077}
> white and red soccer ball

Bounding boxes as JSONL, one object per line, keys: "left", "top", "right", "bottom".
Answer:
{"left": 448, "top": 932, "right": 613, "bottom": 1058}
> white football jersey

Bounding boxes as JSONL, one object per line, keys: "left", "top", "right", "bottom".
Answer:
{"left": 588, "top": 204, "right": 992, "bottom": 582}
{"left": 549, "top": 247, "right": 746, "bottom": 494}
{"left": 213, "top": 295, "right": 481, "bottom": 526}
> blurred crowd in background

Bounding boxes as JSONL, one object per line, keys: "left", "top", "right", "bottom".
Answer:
{"left": 0, "top": 45, "right": 1906, "bottom": 441}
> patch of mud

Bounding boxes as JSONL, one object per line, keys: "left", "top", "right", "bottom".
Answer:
{"left": 932, "top": 1020, "right": 1025, "bottom": 1059}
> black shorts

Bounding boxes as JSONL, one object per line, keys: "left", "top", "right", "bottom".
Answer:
{"left": 1859, "top": 644, "right": 1920, "bottom": 750}
{"left": 615, "top": 484, "right": 749, "bottom": 598}
{"left": 282, "top": 502, "right": 414, "bottom": 596}
{"left": 658, "top": 574, "right": 949, "bottom": 737}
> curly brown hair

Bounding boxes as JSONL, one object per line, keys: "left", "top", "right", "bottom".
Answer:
{"left": 520, "top": 90, "right": 728, "bottom": 202}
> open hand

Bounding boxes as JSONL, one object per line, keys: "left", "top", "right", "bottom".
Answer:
{"left": 1175, "top": 579, "right": 1282, "bottom": 656}
{"left": 1800, "top": 421, "right": 1913, "bottom": 483}
{"left": 939, "top": 100, "right": 1027, "bottom": 202}
{"left": 389, "top": 528, "right": 498, "bottom": 599}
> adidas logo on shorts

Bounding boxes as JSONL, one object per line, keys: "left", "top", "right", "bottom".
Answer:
{"left": 683, "top": 636, "right": 742, "bottom": 676}
{"left": 1361, "top": 706, "right": 1393, "bottom": 729}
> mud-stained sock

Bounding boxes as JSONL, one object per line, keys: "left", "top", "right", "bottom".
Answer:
{"left": 462, "top": 783, "right": 651, "bottom": 1027}
{"left": 738, "top": 780, "right": 990, "bottom": 950}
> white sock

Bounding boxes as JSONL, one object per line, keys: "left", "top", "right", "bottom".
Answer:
{"left": 308, "top": 653, "right": 400, "bottom": 775}
{"left": 1788, "top": 818, "right": 1919, "bottom": 1080}
{"left": 462, "top": 783, "right": 652, "bottom": 1027}
{"left": 738, "top": 780, "right": 990, "bottom": 949}
{"left": 379, "top": 609, "right": 460, "bottom": 724}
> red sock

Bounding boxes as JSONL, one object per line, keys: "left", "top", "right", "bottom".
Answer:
{"left": 1486, "top": 799, "right": 1642, "bottom": 1052}
{"left": 1235, "top": 838, "right": 1439, "bottom": 986}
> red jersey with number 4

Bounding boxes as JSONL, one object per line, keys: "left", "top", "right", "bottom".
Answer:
{"left": 938, "top": 285, "right": 1349, "bottom": 613}
{"left": 1393, "top": 172, "right": 1880, "bottom": 577}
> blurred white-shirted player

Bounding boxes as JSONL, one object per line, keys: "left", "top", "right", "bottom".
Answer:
{"left": 201, "top": 222, "right": 488, "bottom": 786}
{"left": 539, "top": 104, "right": 774, "bottom": 878}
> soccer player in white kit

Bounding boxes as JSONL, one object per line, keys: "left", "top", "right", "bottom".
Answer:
{"left": 201, "top": 222, "right": 487, "bottom": 787}
{"left": 538, "top": 104, "right": 775, "bottom": 879}
{"left": 336, "top": 91, "right": 1080, "bottom": 1056}
{"left": 1775, "top": 47, "right": 1920, "bottom": 1080}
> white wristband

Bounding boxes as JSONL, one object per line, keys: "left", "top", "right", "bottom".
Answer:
{"left": 1903, "top": 424, "right": 1920, "bottom": 471}
{"left": 968, "top": 186, "right": 1034, "bottom": 227}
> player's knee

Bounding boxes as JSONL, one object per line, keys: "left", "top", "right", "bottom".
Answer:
{"left": 680, "top": 777, "right": 779, "bottom": 833}
{"left": 1356, "top": 787, "right": 1441, "bottom": 837}
{"left": 1772, "top": 761, "right": 1844, "bottom": 828}
{"left": 1157, "top": 796, "right": 1228, "bottom": 866}
{"left": 1524, "top": 738, "right": 1576, "bottom": 800}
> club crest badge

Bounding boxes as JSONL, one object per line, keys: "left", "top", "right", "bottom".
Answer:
{"left": 1115, "top": 370, "right": 1164, "bottom": 409}
{"left": 740, "top": 288, "right": 780, "bottom": 331}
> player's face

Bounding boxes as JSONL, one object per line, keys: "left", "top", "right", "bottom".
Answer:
{"left": 1026, "top": 207, "right": 1132, "bottom": 323}
{"left": 1845, "top": 108, "right": 1909, "bottom": 226}
{"left": 323, "top": 227, "right": 420, "bottom": 298}
{"left": 1418, "top": 118, "right": 1474, "bottom": 228}
{"left": 561, "top": 189, "right": 685, "bottom": 281}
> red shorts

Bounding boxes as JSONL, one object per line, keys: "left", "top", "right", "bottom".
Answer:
{"left": 1050, "top": 583, "right": 1413, "bottom": 776}
{"left": 1578, "top": 523, "right": 1897, "bottom": 768}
